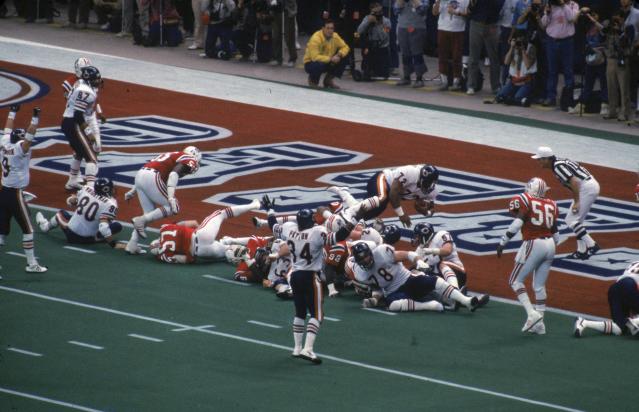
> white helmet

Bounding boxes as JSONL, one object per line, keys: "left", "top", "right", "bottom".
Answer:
{"left": 525, "top": 177, "right": 549, "bottom": 198}
{"left": 74, "top": 57, "right": 93, "bottom": 77}
{"left": 183, "top": 146, "right": 202, "bottom": 163}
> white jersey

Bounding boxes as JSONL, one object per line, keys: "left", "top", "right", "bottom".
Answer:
{"left": 63, "top": 81, "right": 97, "bottom": 119}
{"left": 359, "top": 227, "right": 383, "bottom": 245}
{"left": 267, "top": 239, "right": 293, "bottom": 282}
{"left": 68, "top": 186, "right": 118, "bottom": 237}
{"left": 275, "top": 222, "right": 328, "bottom": 272}
{"left": 417, "top": 230, "right": 463, "bottom": 270}
{"left": 382, "top": 164, "right": 438, "bottom": 201}
{"left": 618, "top": 261, "right": 639, "bottom": 284}
{"left": 350, "top": 242, "right": 411, "bottom": 296}
{"left": 1, "top": 138, "right": 30, "bottom": 188}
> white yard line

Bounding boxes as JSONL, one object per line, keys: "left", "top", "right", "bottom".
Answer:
{"left": 68, "top": 341, "right": 104, "bottom": 350}
{"left": 127, "top": 334, "right": 163, "bottom": 343}
{"left": 362, "top": 308, "right": 397, "bottom": 316}
{"left": 0, "top": 286, "right": 584, "bottom": 411}
{"left": 247, "top": 320, "right": 282, "bottom": 329}
{"left": 6, "top": 251, "right": 27, "bottom": 258}
{"left": 0, "top": 387, "right": 105, "bottom": 412}
{"left": 202, "top": 274, "right": 251, "bottom": 286}
{"left": 171, "top": 325, "right": 215, "bottom": 332}
{"left": 63, "top": 246, "right": 96, "bottom": 254}
{"left": 323, "top": 316, "right": 341, "bottom": 322}
{"left": 7, "top": 347, "right": 42, "bottom": 357}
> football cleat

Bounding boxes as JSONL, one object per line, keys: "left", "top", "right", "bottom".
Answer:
{"left": 626, "top": 317, "right": 639, "bottom": 336}
{"left": 249, "top": 198, "right": 261, "bottom": 210}
{"left": 522, "top": 311, "right": 543, "bottom": 332}
{"left": 466, "top": 296, "right": 479, "bottom": 312}
{"left": 298, "top": 348, "right": 322, "bottom": 364}
{"left": 528, "top": 320, "right": 546, "bottom": 335}
{"left": 35, "top": 212, "right": 48, "bottom": 232}
{"left": 477, "top": 294, "right": 490, "bottom": 307}
{"left": 22, "top": 191, "right": 37, "bottom": 203}
{"left": 362, "top": 297, "right": 379, "bottom": 308}
{"left": 573, "top": 317, "right": 585, "bottom": 338}
{"left": 566, "top": 251, "right": 589, "bottom": 260}
{"left": 26, "top": 263, "right": 48, "bottom": 273}
{"left": 125, "top": 242, "right": 147, "bottom": 255}
{"left": 65, "top": 180, "right": 84, "bottom": 191}
{"left": 252, "top": 216, "right": 267, "bottom": 228}
{"left": 131, "top": 217, "right": 147, "bottom": 239}
{"left": 586, "top": 244, "right": 600, "bottom": 257}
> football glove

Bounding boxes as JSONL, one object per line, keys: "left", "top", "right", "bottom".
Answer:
{"left": 124, "top": 188, "right": 136, "bottom": 201}
{"left": 9, "top": 104, "right": 20, "bottom": 112}
{"left": 32, "top": 107, "right": 41, "bottom": 117}
{"left": 168, "top": 197, "right": 179, "bottom": 214}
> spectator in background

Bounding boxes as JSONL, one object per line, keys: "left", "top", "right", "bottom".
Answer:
{"left": 381, "top": 0, "right": 400, "bottom": 74}
{"left": 604, "top": 10, "right": 634, "bottom": 122}
{"left": 466, "top": 0, "right": 505, "bottom": 95}
{"left": 395, "top": 0, "right": 429, "bottom": 88}
{"left": 188, "top": 0, "right": 207, "bottom": 49}
{"left": 514, "top": 0, "right": 546, "bottom": 102}
{"left": 232, "top": 0, "right": 256, "bottom": 60}
{"left": 357, "top": 2, "right": 392, "bottom": 80}
{"left": 433, "top": 0, "right": 470, "bottom": 91}
{"left": 495, "top": 28, "right": 537, "bottom": 104}
{"left": 568, "top": 9, "right": 608, "bottom": 116}
{"left": 117, "top": 0, "right": 134, "bottom": 36}
{"left": 202, "top": 0, "right": 236, "bottom": 59}
{"left": 540, "top": 0, "right": 580, "bottom": 107}
{"left": 498, "top": 0, "right": 518, "bottom": 85}
{"left": 620, "top": 0, "right": 639, "bottom": 116}
{"left": 269, "top": 0, "right": 297, "bottom": 66}
{"left": 64, "top": 0, "right": 92, "bottom": 28}
{"left": 303, "top": 19, "right": 350, "bottom": 89}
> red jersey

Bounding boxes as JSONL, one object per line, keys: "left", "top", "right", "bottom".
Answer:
{"left": 144, "top": 151, "right": 198, "bottom": 182}
{"left": 325, "top": 240, "right": 348, "bottom": 274}
{"left": 234, "top": 236, "right": 270, "bottom": 275}
{"left": 155, "top": 224, "right": 196, "bottom": 263}
{"left": 62, "top": 74, "right": 79, "bottom": 98}
{"left": 508, "top": 192, "right": 558, "bottom": 240}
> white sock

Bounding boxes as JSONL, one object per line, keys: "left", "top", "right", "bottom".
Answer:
{"left": 583, "top": 319, "right": 621, "bottom": 335}
{"left": 229, "top": 199, "right": 261, "bottom": 217}
{"left": 361, "top": 196, "right": 381, "bottom": 212}
{"left": 85, "top": 162, "right": 97, "bottom": 188}
{"left": 142, "top": 208, "right": 168, "bottom": 223}
{"left": 388, "top": 299, "right": 443, "bottom": 312}
{"left": 583, "top": 234, "right": 595, "bottom": 248}
{"left": 67, "top": 158, "right": 81, "bottom": 181}
{"left": 337, "top": 189, "right": 358, "bottom": 208}
{"left": 441, "top": 266, "right": 459, "bottom": 289}
{"left": 303, "top": 317, "right": 321, "bottom": 351}
{"left": 516, "top": 290, "right": 535, "bottom": 316}
{"left": 293, "top": 317, "right": 305, "bottom": 351}
{"left": 577, "top": 238, "right": 587, "bottom": 253}
{"left": 23, "top": 233, "right": 36, "bottom": 265}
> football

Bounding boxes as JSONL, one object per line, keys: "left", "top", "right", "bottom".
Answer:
{"left": 415, "top": 199, "right": 433, "bottom": 216}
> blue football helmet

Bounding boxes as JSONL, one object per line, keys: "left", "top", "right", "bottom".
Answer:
{"left": 381, "top": 224, "right": 401, "bottom": 245}
{"left": 94, "top": 177, "right": 114, "bottom": 197}
{"left": 418, "top": 164, "right": 439, "bottom": 194}
{"left": 412, "top": 222, "right": 435, "bottom": 246}
{"left": 296, "top": 208, "right": 315, "bottom": 231}
{"left": 10, "top": 128, "right": 26, "bottom": 144}
{"left": 352, "top": 242, "right": 374, "bottom": 269}
{"left": 80, "top": 66, "right": 103, "bottom": 88}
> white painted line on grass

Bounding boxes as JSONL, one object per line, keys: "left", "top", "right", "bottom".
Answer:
{"left": 202, "top": 274, "right": 250, "bottom": 286}
{"left": 68, "top": 341, "right": 104, "bottom": 350}
{"left": 0, "top": 286, "right": 584, "bottom": 412}
{"left": 63, "top": 246, "right": 96, "bottom": 254}
{"left": 323, "top": 316, "right": 341, "bottom": 322}
{"left": 247, "top": 320, "right": 282, "bottom": 329}
{"left": 128, "top": 334, "right": 163, "bottom": 343}
{"left": 362, "top": 308, "right": 397, "bottom": 316}
{"left": 171, "top": 325, "right": 216, "bottom": 332}
{"left": 0, "top": 387, "right": 105, "bottom": 412}
{"left": 6, "top": 251, "right": 27, "bottom": 258}
{"left": 7, "top": 347, "right": 42, "bottom": 357}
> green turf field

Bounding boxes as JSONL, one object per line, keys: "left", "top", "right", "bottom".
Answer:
{"left": 1, "top": 208, "right": 637, "bottom": 412}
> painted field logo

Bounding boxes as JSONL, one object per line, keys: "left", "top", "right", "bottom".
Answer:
{"left": 552, "top": 248, "right": 639, "bottom": 280}
{"left": 0, "top": 69, "right": 49, "bottom": 108}
{"left": 31, "top": 115, "right": 232, "bottom": 148}
{"left": 31, "top": 142, "right": 370, "bottom": 187}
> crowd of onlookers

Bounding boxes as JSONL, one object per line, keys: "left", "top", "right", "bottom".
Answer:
{"left": 3, "top": 0, "right": 638, "bottom": 123}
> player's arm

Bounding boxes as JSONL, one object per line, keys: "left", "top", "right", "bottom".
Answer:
{"left": 4, "top": 104, "right": 19, "bottom": 134}
{"left": 166, "top": 165, "right": 185, "bottom": 214}
{"left": 19, "top": 107, "right": 41, "bottom": 153}
{"left": 420, "top": 236, "right": 453, "bottom": 257}
{"left": 96, "top": 103, "right": 107, "bottom": 124}
{"left": 389, "top": 178, "right": 411, "bottom": 228}
{"left": 496, "top": 211, "right": 526, "bottom": 258}
{"left": 395, "top": 250, "right": 430, "bottom": 271}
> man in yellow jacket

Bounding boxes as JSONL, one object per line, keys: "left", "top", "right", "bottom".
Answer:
{"left": 303, "top": 19, "right": 351, "bottom": 89}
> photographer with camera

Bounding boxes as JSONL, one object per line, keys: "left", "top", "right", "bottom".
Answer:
{"left": 357, "top": 2, "right": 392, "bottom": 80}
{"left": 201, "top": 0, "right": 236, "bottom": 59}
{"left": 603, "top": 6, "right": 636, "bottom": 123}
{"left": 495, "top": 28, "right": 536, "bottom": 105}
{"left": 433, "top": 0, "right": 470, "bottom": 91}
{"left": 513, "top": 0, "right": 546, "bottom": 103}
{"left": 568, "top": 8, "right": 608, "bottom": 116}
{"left": 540, "top": 0, "right": 580, "bottom": 107}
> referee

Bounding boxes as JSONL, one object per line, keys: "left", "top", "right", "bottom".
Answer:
{"left": 532, "top": 146, "right": 600, "bottom": 260}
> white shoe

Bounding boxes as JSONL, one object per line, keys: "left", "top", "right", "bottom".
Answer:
{"left": 466, "top": 88, "right": 475, "bottom": 96}
{"left": 268, "top": 60, "right": 281, "bottom": 66}
{"left": 187, "top": 43, "right": 200, "bottom": 50}
{"left": 298, "top": 348, "right": 322, "bottom": 364}
{"left": 35, "top": 212, "right": 48, "bottom": 232}
{"left": 327, "top": 283, "right": 339, "bottom": 297}
{"left": 626, "top": 316, "right": 639, "bottom": 336}
{"left": 131, "top": 217, "right": 147, "bottom": 239}
{"left": 522, "top": 310, "right": 543, "bottom": 332}
{"left": 568, "top": 103, "right": 584, "bottom": 114}
{"left": 26, "top": 263, "right": 48, "bottom": 273}
{"left": 285, "top": 60, "right": 295, "bottom": 68}
{"left": 65, "top": 180, "right": 83, "bottom": 190}
{"left": 327, "top": 186, "right": 348, "bottom": 195}
{"left": 573, "top": 317, "right": 585, "bottom": 338}
{"left": 362, "top": 297, "right": 378, "bottom": 308}
{"left": 600, "top": 103, "right": 609, "bottom": 117}
{"left": 22, "top": 191, "right": 37, "bottom": 203}
{"left": 125, "top": 241, "right": 147, "bottom": 255}
{"left": 528, "top": 320, "right": 546, "bottom": 335}
{"left": 115, "top": 31, "right": 131, "bottom": 37}
{"left": 292, "top": 346, "right": 302, "bottom": 357}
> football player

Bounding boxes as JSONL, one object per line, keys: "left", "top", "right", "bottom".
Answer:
{"left": 148, "top": 198, "right": 264, "bottom": 264}
{"left": 574, "top": 261, "right": 639, "bottom": 338}
{"left": 124, "top": 146, "right": 202, "bottom": 254}
{"left": 259, "top": 240, "right": 294, "bottom": 299}
{"left": 266, "top": 195, "right": 359, "bottom": 364}
{"left": 346, "top": 241, "right": 479, "bottom": 313}
{"left": 361, "top": 164, "right": 439, "bottom": 228}
{"left": 412, "top": 222, "right": 490, "bottom": 309}
{"left": 35, "top": 178, "right": 122, "bottom": 247}
{"left": 61, "top": 65, "right": 103, "bottom": 190}
{"left": 233, "top": 235, "right": 273, "bottom": 282}
{"left": 0, "top": 105, "right": 47, "bottom": 272}
{"left": 496, "top": 177, "right": 559, "bottom": 335}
